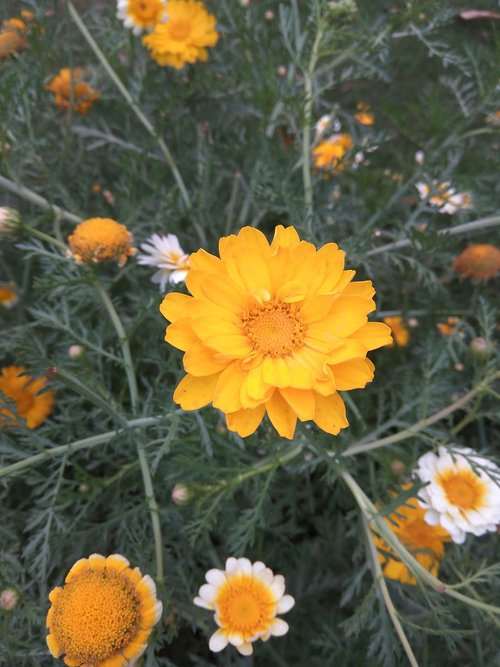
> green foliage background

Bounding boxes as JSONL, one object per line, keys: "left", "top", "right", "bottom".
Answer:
{"left": 0, "top": 0, "right": 499, "bottom": 665}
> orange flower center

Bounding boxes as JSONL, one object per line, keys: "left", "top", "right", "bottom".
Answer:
{"left": 216, "top": 575, "right": 276, "bottom": 638}
{"left": 439, "top": 470, "right": 485, "bottom": 511}
{"left": 241, "top": 300, "right": 305, "bottom": 357}
{"left": 169, "top": 19, "right": 191, "bottom": 40}
{"left": 50, "top": 569, "right": 139, "bottom": 662}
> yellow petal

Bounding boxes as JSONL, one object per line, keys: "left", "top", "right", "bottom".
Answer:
{"left": 191, "top": 316, "right": 243, "bottom": 341}
{"left": 183, "top": 342, "right": 228, "bottom": 376}
{"left": 122, "top": 640, "right": 148, "bottom": 661}
{"left": 350, "top": 321, "right": 393, "bottom": 350}
{"left": 197, "top": 273, "right": 247, "bottom": 312}
{"left": 280, "top": 387, "right": 315, "bottom": 421}
{"left": 99, "top": 654, "right": 128, "bottom": 667}
{"left": 266, "top": 390, "right": 297, "bottom": 439}
{"left": 242, "top": 365, "right": 271, "bottom": 401}
{"left": 63, "top": 657, "right": 81, "bottom": 667}
{"left": 271, "top": 225, "right": 301, "bottom": 250}
{"left": 173, "top": 373, "right": 219, "bottom": 409}
{"left": 221, "top": 227, "right": 272, "bottom": 293}
{"left": 64, "top": 558, "right": 89, "bottom": 583}
{"left": 160, "top": 292, "right": 192, "bottom": 323}
{"left": 189, "top": 248, "right": 222, "bottom": 272}
{"left": 226, "top": 404, "right": 266, "bottom": 436}
{"left": 322, "top": 307, "right": 368, "bottom": 339}
{"left": 342, "top": 280, "right": 375, "bottom": 299}
{"left": 300, "top": 295, "right": 335, "bottom": 324}
{"left": 332, "top": 358, "right": 375, "bottom": 390}
{"left": 312, "top": 392, "right": 348, "bottom": 434}
{"left": 48, "top": 586, "right": 63, "bottom": 603}
{"left": 165, "top": 318, "right": 199, "bottom": 352}
{"left": 315, "top": 245, "right": 345, "bottom": 293}
{"left": 213, "top": 363, "right": 246, "bottom": 412}
{"left": 46, "top": 633, "right": 62, "bottom": 658}
{"left": 326, "top": 339, "right": 367, "bottom": 365}
{"left": 262, "top": 356, "right": 291, "bottom": 388}
{"left": 105, "top": 554, "right": 130, "bottom": 573}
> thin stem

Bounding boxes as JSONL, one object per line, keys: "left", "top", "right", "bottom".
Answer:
{"left": 342, "top": 377, "right": 494, "bottom": 457}
{"left": 361, "top": 514, "right": 420, "bottom": 667}
{"left": 66, "top": 1, "right": 191, "bottom": 211}
{"left": 0, "top": 174, "right": 82, "bottom": 224}
{"left": 367, "top": 216, "right": 500, "bottom": 257}
{"left": 0, "top": 417, "right": 162, "bottom": 478}
{"left": 23, "top": 224, "right": 68, "bottom": 251}
{"left": 94, "top": 282, "right": 139, "bottom": 412}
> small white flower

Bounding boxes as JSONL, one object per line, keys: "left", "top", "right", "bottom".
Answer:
{"left": 0, "top": 207, "right": 21, "bottom": 238}
{"left": 194, "top": 557, "right": 295, "bottom": 656}
{"left": 414, "top": 446, "right": 500, "bottom": 544}
{"left": 414, "top": 150, "right": 425, "bottom": 165}
{"left": 116, "top": 0, "right": 168, "bottom": 35}
{"left": 315, "top": 114, "right": 332, "bottom": 139}
{"left": 137, "top": 233, "right": 190, "bottom": 291}
{"left": 415, "top": 180, "right": 472, "bottom": 214}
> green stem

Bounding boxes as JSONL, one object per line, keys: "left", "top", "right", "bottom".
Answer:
{"left": 0, "top": 174, "right": 82, "bottom": 225}
{"left": 23, "top": 225, "right": 68, "bottom": 251}
{"left": 367, "top": 216, "right": 500, "bottom": 257}
{"left": 67, "top": 1, "right": 191, "bottom": 212}
{"left": 361, "top": 514, "right": 420, "bottom": 667}
{"left": 343, "top": 378, "right": 493, "bottom": 457}
{"left": 0, "top": 417, "right": 161, "bottom": 478}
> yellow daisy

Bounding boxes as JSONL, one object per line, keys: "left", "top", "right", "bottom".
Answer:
{"left": 160, "top": 225, "right": 392, "bottom": 439}
{"left": 46, "top": 68, "right": 100, "bottom": 115}
{"left": 46, "top": 554, "right": 162, "bottom": 667}
{"left": 116, "top": 0, "right": 167, "bottom": 35}
{"left": 453, "top": 244, "right": 500, "bottom": 282}
{"left": 311, "top": 134, "right": 354, "bottom": 174}
{"left": 0, "top": 365, "right": 55, "bottom": 429}
{"left": 67, "top": 217, "right": 137, "bottom": 267}
{"left": 0, "top": 284, "right": 18, "bottom": 309}
{"left": 383, "top": 316, "right": 409, "bottom": 347}
{"left": 194, "top": 557, "right": 294, "bottom": 656}
{"left": 142, "top": 0, "right": 219, "bottom": 69}
{"left": 354, "top": 102, "right": 375, "bottom": 126}
{"left": 373, "top": 484, "right": 451, "bottom": 585}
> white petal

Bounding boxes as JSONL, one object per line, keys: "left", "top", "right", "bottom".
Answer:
{"left": 237, "top": 642, "right": 254, "bottom": 656}
{"left": 270, "top": 575, "right": 285, "bottom": 599}
{"left": 227, "top": 632, "right": 244, "bottom": 646}
{"left": 198, "top": 584, "right": 217, "bottom": 604}
{"left": 252, "top": 561, "right": 266, "bottom": 574}
{"left": 424, "top": 509, "right": 440, "bottom": 525}
{"left": 206, "top": 569, "right": 226, "bottom": 587}
{"left": 270, "top": 618, "right": 289, "bottom": 636}
{"left": 225, "top": 557, "right": 239, "bottom": 574}
{"left": 193, "top": 596, "right": 212, "bottom": 610}
{"left": 277, "top": 595, "right": 295, "bottom": 614}
{"left": 209, "top": 629, "right": 228, "bottom": 653}
{"left": 237, "top": 558, "right": 253, "bottom": 575}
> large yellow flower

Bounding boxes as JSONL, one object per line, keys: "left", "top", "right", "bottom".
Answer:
{"left": 0, "top": 365, "right": 55, "bottom": 429}
{"left": 142, "top": 0, "right": 219, "bottom": 69}
{"left": 373, "top": 484, "right": 451, "bottom": 585}
{"left": 161, "top": 225, "right": 392, "bottom": 439}
{"left": 46, "top": 553, "right": 162, "bottom": 667}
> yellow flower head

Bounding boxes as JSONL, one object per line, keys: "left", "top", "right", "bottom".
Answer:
{"left": 0, "top": 285, "right": 19, "bottom": 309}
{"left": 45, "top": 68, "right": 100, "bottom": 115}
{"left": 142, "top": 0, "right": 219, "bottom": 69}
{"left": 117, "top": 0, "right": 168, "bottom": 35}
{"left": 383, "top": 316, "right": 409, "bottom": 347}
{"left": 373, "top": 484, "right": 451, "bottom": 585}
{"left": 312, "top": 134, "right": 354, "bottom": 174}
{"left": 0, "top": 29, "right": 27, "bottom": 59}
{"left": 161, "top": 225, "right": 392, "bottom": 439}
{"left": 0, "top": 365, "right": 55, "bottom": 429}
{"left": 194, "top": 557, "right": 294, "bottom": 656}
{"left": 68, "top": 217, "right": 137, "bottom": 266}
{"left": 453, "top": 244, "right": 500, "bottom": 282}
{"left": 46, "top": 553, "right": 162, "bottom": 667}
{"left": 354, "top": 102, "right": 375, "bottom": 126}
{"left": 437, "top": 316, "right": 459, "bottom": 337}
{"left": 2, "top": 17, "right": 26, "bottom": 32}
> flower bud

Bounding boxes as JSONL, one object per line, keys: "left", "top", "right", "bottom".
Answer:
{"left": 0, "top": 207, "right": 22, "bottom": 239}
{"left": 68, "top": 344, "right": 85, "bottom": 359}
{"left": 469, "top": 337, "right": 493, "bottom": 359}
{"left": 171, "top": 484, "right": 191, "bottom": 506}
{"left": 0, "top": 588, "right": 19, "bottom": 611}
{"left": 265, "top": 10, "right": 274, "bottom": 21}
{"left": 390, "top": 460, "right": 405, "bottom": 476}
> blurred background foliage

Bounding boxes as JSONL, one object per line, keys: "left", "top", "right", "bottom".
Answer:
{"left": 0, "top": 0, "right": 499, "bottom": 665}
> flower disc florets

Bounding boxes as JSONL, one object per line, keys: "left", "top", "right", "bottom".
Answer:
{"left": 46, "top": 554, "right": 162, "bottom": 667}
{"left": 161, "top": 225, "right": 392, "bottom": 439}
{"left": 194, "top": 557, "right": 295, "bottom": 656}
{"left": 68, "top": 217, "right": 137, "bottom": 267}
{"left": 414, "top": 446, "right": 500, "bottom": 544}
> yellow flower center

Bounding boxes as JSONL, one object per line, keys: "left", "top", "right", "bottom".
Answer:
{"left": 128, "top": 0, "right": 163, "bottom": 24}
{"left": 50, "top": 569, "right": 140, "bottom": 663}
{"left": 439, "top": 470, "right": 485, "bottom": 510}
{"left": 241, "top": 300, "right": 305, "bottom": 357}
{"left": 216, "top": 575, "right": 276, "bottom": 638}
{"left": 68, "top": 218, "right": 134, "bottom": 264}
{"left": 169, "top": 19, "right": 191, "bottom": 40}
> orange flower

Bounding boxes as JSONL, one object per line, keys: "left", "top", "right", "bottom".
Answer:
{"left": 373, "top": 484, "right": 451, "bottom": 585}
{"left": 383, "top": 317, "right": 409, "bottom": 347}
{"left": 45, "top": 68, "right": 100, "bottom": 115}
{"left": 354, "top": 102, "right": 375, "bottom": 126}
{"left": 0, "top": 285, "right": 18, "bottom": 309}
{"left": 2, "top": 18, "right": 26, "bottom": 32}
{"left": 437, "top": 316, "right": 459, "bottom": 336}
{"left": 453, "top": 244, "right": 500, "bottom": 281}
{"left": 67, "top": 217, "right": 136, "bottom": 266}
{"left": 312, "top": 134, "right": 354, "bottom": 174}
{"left": 0, "top": 29, "right": 27, "bottom": 59}
{"left": 0, "top": 366, "right": 55, "bottom": 429}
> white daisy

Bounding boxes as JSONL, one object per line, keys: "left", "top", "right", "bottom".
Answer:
{"left": 116, "top": 0, "right": 168, "bottom": 35}
{"left": 415, "top": 180, "right": 472, "bottom": 214}
{"left": 137, "top": 233, "right": 190, "bottom": 291}
{"left": 414, "top": 446, "right": 500, "bottom": 544}
{"left": 194, "top": 557, "right": 295, "bottom": 656}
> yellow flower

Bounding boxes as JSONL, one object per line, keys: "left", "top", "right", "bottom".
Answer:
{"left": 453, "top": 244, "right": 500, "bottom": 282}
{"left": 194, "top": 557, "right": 294, "bottom": 656}
{"left": 0, "top": 365, "right": 55, "bottom": 429}
{"left": 311, "top": 134, "right": 354, "bottom": 174}
{"left": 67, "top": 217, "right": 137, "bottom": 266}
{"left": 46, "top": 554, "right": 162, "bottom": 667}
{"left": 0, "top": 284, "right": 19, "bottom": 309}
{"left": 117, "top": 0, "right": 167, "bottom": 35}
{"left": 142, "top": 0, "right": 219, "bottom": 69}
{"left": 354, "top": 102, "right": 375, "bottom": 126}
{"left": 2, "top": 17, "right": 26, "bottom": 32}
{"left": 45, "top": 68, "right": 100, "bottom": 115}
{"left": 161, "top": 225, "right": 392, "bottom": 439}
{"left": 437, "top": 316, "right": 459, "bottom": 336}
{"left": 0, "top": 29, "right": 27, "bottom": 59}
{"left": 373, "top": 484, "right": 451, "bottom": 585}
{"left": 383, "top": 316, "right": 409, "bottom": 347}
